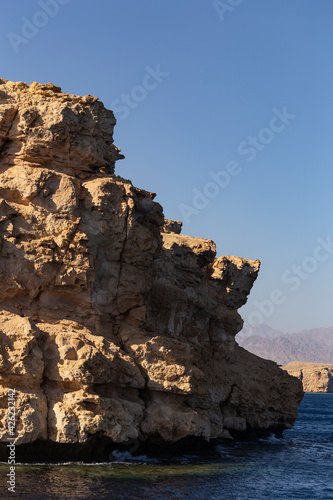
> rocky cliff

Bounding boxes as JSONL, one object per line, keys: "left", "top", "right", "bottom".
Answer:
{"left": 284, "top": 362, "right": 333, "bottom": 393}
{"left": 0, "top": 79, "right": 303, "bottom": 460}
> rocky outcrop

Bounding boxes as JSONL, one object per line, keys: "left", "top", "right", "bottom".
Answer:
{"left": 0, "top": 79, "right": 303, "bottom": 460}
{"left": 284, "top": 362, "right": 333, "bottom": 393}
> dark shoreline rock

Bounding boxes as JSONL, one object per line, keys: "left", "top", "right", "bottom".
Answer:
{"left": 0, "top": 424, "right": 289, "bottom": 464}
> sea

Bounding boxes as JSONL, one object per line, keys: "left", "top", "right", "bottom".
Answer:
{"left": 0, "top": 393, "right": 332, "bottom": 499}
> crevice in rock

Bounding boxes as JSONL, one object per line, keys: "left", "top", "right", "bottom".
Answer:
{"left": 36, "top": 327, "right": 50, "bottom": 441}
{"left": 115, "top": 190, "right": 130, "bottom": 294}
{"left": 0, "top": 107, "right": 19, "bottom": 159}
{"left": 0, "top": 138, "right": 12, "bottom": 160}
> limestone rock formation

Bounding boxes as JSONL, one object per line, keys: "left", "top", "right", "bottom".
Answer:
{"left": 0, "top": 79, "right": 303, "bottom": 459}
{"left": 284, "top": 362, "right": 333, "bottom": 393}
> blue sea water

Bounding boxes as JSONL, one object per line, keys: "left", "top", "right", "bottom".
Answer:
{"left": 1, "top": 393, "right": 332, "bottom": 499}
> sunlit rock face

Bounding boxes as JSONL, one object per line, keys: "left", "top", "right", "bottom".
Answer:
{"left": 284, "top": 362, "right": 333, "bottom": 393}
{"left": 0, "top": 79, "right": 303, "bottom": 458}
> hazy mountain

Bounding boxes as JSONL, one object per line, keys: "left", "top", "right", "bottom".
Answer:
{"left": 237, "top": 323, "right": 287, "bottom": 340}
{"left": 236, "top": 324, "right": 333, "bottom": 365}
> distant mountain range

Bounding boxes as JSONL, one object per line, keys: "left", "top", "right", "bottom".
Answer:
{"left": 236, "top": 324, "right": 333, "bottom": 366}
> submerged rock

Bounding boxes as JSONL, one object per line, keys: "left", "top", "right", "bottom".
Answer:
{"left": 0, "top": 79, "right": 303, "bottom": 460}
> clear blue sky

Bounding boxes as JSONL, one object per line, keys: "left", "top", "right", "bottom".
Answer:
{"left": 1, "top": 0, "right": 332, "bottom": 332}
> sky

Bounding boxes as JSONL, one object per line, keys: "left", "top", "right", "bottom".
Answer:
{"left": 1, "top": 0, "right": 332, "bottom": 333}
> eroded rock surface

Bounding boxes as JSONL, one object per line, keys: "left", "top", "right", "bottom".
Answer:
{"left": 0, "top": 79, "right": 303, "bottom": 458}
{"left": 284, "top": 362, "right": 333, "bottom": 393}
